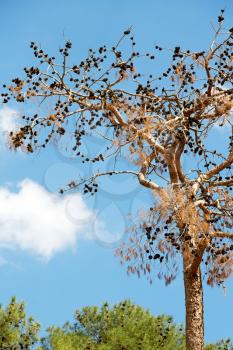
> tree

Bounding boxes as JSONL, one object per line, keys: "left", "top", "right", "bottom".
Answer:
{"left": 0, "top": 297, "right": 40, "bottom": 350}
{"left": 2, "top": 9, "right": 233, "bottom": 350}
{"left": 0, "top": 298, "right": 230, "bottom": 350}
{"left": 40, "top": 300, "right": 233, "bottom": 350}
{"left": 41, "top": 300, "right": 185, "bottom": 350}
{"left": 205, "top": 339, "right": 233, "bottom": 350}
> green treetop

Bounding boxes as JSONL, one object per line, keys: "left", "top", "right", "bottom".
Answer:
{"left": 0, "top": 296, "right": 40, "bottom": 350}
{"left": 41, "top": 300, "right": 185, "bottom": 350}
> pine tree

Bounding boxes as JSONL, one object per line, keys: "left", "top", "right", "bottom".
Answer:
{"left": 3, "top": 11, "right": 233, "bottom": 350}
{"left": 0, "top": 297, "right": 40, "bottom": 349}
{"left": 41, "top": 300, "right": 185, "bottom": 350}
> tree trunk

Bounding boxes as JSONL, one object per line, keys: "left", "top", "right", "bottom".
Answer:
{"left": 183, "top": 264, "right": 204, "bottom": 350}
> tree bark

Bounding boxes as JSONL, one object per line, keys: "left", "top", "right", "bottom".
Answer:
{"left": 183, "top": 263, "right": 204, "bottom": 350}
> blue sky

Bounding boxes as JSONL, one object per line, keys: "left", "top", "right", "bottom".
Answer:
{"left": 0, "top": 0, "right": 233, "bottom": 344}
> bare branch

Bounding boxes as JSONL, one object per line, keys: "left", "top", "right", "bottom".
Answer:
{"left": 211, "top": 231, "right": 233, "bottom": 240}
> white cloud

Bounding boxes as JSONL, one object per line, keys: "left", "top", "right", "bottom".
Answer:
{"left": 0, "top": 106, "right": 21, "bottom": 151}
{"left": 0, "top": 106, "right": 20, "bottom": 136}
{"left": 0, "top": 179, "right": 95, "bottom": 261}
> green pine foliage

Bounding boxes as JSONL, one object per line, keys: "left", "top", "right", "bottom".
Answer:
{"left": 41, "top": 300, "right": 233, "bottom": 350}
{"left": 0, "top": 296, "right": 40, "bottom": 350}
{"left": 205, "top": 339, "right": 233, "bottom": 350}
{"left": 0, "top": 298, "right": 231, "bottom": 349}
{"left": 41, "top": 300, "right": 185, "bottom": 350}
